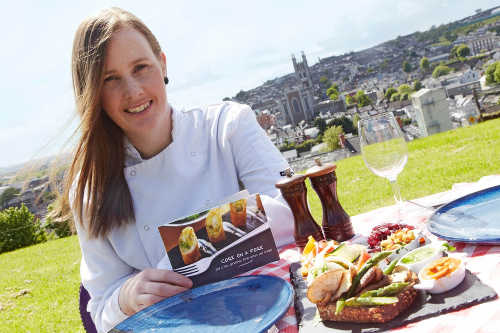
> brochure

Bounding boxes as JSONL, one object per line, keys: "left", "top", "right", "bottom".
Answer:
{"left": 158, "top": 192, "right": 280, "bottom": 287}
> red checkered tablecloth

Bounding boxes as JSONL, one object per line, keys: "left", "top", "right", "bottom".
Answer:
{"left": 248, "top": 176, "right": 500, "bottom": 333}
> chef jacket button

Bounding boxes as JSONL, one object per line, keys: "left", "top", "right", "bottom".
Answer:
{"left": 130, "top": 169, "right": 136, "bottom": 176}
{"left": 144, "top": 225, "right": 150, "bottom": 231}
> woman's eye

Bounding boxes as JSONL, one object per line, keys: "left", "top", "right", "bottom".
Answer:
{"left": 135, "top": 64, "right": 148, "bottom": 72}
{"left": 104, "top": 76, "right": 118, "bottom": 83}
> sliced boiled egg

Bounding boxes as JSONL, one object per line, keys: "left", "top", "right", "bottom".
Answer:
{"left": 415, "top": 256, "right": 465, "bottom": 294}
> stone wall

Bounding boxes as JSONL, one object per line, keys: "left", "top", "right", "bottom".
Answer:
{"left": 289, "top": 148, "right": 355, "bottom": 172}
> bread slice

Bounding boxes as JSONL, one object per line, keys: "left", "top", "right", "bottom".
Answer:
{"left": 317, "top": 287, "right": 417, "bottom": 323}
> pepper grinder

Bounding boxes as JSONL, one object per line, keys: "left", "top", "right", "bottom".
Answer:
{"left": 306, "top": 159, "right": 354, "bottom": 242}
{"left": 275, "top": 174, "right": 324, "bottom": 249}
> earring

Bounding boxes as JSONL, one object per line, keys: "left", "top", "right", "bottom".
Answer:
{"left": 164, "top": 76, "right": 169, "bottom": 85}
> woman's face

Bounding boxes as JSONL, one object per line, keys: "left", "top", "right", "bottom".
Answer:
{"left": 100, "top": 27, "right": 167, "bottom": 140}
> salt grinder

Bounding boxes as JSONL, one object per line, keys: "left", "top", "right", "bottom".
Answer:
{"left": 275, "top": 174, "right": 324, "bottom": 249}
{"left": 306, "top": 159, "right": 354, "bottom": 242}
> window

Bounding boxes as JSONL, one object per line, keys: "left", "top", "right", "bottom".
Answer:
{"left": 292, "top": 98, "right": 301, "bottom": 113}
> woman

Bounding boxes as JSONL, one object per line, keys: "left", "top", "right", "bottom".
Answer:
{"left": 54, "top": 7, "right": 294, "bottom": 333}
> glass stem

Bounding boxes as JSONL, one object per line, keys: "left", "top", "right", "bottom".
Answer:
{"left": 390, "top": 179, "right": 403, "bottom": 221}
{"left": 390, "top": 179, "right": 403, "bottom": 204}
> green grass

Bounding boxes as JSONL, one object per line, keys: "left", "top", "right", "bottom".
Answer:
{"left": 1, "top": 118, "right": 500, "bottom": 332}
{"left": 0, "top": 236, "right": 83, "bottom": 332}
{"left": 308, "top": 118, "right": 500, "bottom": 220}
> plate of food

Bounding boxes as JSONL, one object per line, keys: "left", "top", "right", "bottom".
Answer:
{"left": 291, "top": 233, "right": 497, "bottom": 332}
{"left": 427, "top": 185, "right": 500, "bottom": 244}
{"left": 110, "top": 275, "right": 293, "bottom": 333}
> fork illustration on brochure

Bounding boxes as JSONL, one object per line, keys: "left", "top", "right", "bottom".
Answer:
{"left": 173, "top": 224, "right": 268, "bottom": 276}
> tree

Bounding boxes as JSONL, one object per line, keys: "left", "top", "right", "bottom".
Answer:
{"left": 352, "top": 114, "right": 360, "bottom": 133}
{"left": 384, "top": 87, "right": 397, "bottom": 101}
{"left": 314, "top": 117, "right": 327, "bottom": 135}
{"left": 355, "top": 90, "right": 372, "bottom": 108}
{"left": 222, "top": 97, "right": 231, "bottom": 101}
{"left": 450, "top": 45, "right": 459, "bottom": 59}
{"left": 0, "top": 187, "right": 20, "bottom": 208}
{"left": 402, "top": 60, "right": 412, "bottom": 73}
{"left": 330, "top": 116, "right": 355, "bottom": 134}
{"left": 323, "top": 125, "right": 343, "bottom": 151}
{"left": 420, "top": 57, "right": 430, "bottom": 72}
{"left": 326, "top": 83, "right": 340, "bottom": 101}
{"left": 485, "top": 62, "right": 499, "bottom": 85}
{"left": 319, "top": 76, "right": 331, "bottom": 87}
{"left": 390, "top": 92, "right": 401, "bottom": 102}
{"left": 413, "top": 80, "right": 423, "bottom": 92}
{"left": 432, "top": 65, "right": 452, "bottom": 78}
{"left": 456, "top": 45, "right": 470, "bottom": 58}
{"left": 495, "top": 64, "right": 500, "bottom": 85}
{"left": 398, "top": 84, "right": 412, "bottom": 95}
{"left": 345, "top": 94, "right": 354, "bottom": 105}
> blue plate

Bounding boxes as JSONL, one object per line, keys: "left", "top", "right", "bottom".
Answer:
{"left": 428, "top": 185, "right": 500, "bottom": 244}
{"left": 110, "top": 275, "right": 293, "bottom": 333}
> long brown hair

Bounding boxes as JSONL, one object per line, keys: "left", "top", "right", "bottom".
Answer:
{"left": 51, "top": 7, "right": 163, "bottom": 238}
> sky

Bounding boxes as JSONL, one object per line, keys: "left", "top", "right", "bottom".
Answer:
{"left": 0, "top": 0, "right": 499, "bottom": 168}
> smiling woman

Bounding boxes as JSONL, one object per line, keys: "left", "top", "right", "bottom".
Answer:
{"left": 48, "top": 7, "right": 294, "bottom": 333}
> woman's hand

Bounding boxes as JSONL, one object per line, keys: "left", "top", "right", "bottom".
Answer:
{"left": 119, "top": 268, "right": 193, "bottom": 316}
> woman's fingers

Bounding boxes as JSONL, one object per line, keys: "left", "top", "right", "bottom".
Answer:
{"left": 142, "top": 268, "right": 193, "bottom": 288}
{"left": 137, "top": 283, "right": 190, "bottom": 306}
{"left": 119, "top": 268, "right": 193, "bottom": 316}
{"left": 143, "top": 280, "right": 190, "bottom": 298}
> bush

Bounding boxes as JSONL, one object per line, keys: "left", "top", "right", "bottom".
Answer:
{"left": 432, "top": 65, "right": 452, "bottom": 78}
{"left": 0, "top": 204, "right": 46, "bottom": 253}
{"left": 44, "top": 204, "right": 74, "bottom": 238}
{"left": 295, "top": 139, "right": 316, "bottom": 154}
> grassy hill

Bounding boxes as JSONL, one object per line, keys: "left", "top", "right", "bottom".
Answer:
{"left": 1, "top": 118, "right": 499, "bottom": 332}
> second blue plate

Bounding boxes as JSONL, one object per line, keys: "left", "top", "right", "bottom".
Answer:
{"left": 428, "top": 185, "right": 500, "bottom": 244}
{"left": 110, "top": 275, "right": 293, "bottom": 333}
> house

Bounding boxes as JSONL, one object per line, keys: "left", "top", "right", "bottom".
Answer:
{"left": 411, "top": 88, "right": 452, "bottom": 137}
{"left": 449, "top": 95, "right": 480, "bottom": 125}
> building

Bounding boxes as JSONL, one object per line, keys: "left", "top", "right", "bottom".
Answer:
{"left": 468, "top": 34, "right": 499, "bottom": 55}
{"left": 278, "top": 52, "right": 316, "bottom": 126}
{"left": 437, "top": 69, "right": 481, "bottom": 98}
{"left": 313, "top": 99, "right": 346, "bottom": 115}
{"left": 411, "top": 88, "right": 452, "bottom": 137}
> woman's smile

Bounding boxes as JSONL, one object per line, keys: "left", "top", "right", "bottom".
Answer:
{"left": 125, "top": 100, "right": 153, "bottom": 114}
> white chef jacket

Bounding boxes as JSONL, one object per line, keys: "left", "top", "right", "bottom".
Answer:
{"left": 73, "top": 102, "right": 295, "bottom": 333}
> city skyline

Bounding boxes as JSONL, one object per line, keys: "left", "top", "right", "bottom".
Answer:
{"left": 1, "top": 0, "right": 498, "bottom": 168}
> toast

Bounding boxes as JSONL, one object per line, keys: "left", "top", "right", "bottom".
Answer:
{"left": 317, "top": 286, "right": 417, "bottom": 323}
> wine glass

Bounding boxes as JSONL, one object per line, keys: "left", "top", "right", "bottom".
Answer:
{"left": 359, "top": 112, "right": 408, "bottom": 216}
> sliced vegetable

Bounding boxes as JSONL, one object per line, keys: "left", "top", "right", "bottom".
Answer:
{"left": 345, "top": 251, "right": 392, "bottom": 298}
{"left": 330, "top": 244, "right": 366, "bottom": 263}
{"left": 335, "top": 299, "right": 345, "bottom": 315}
{"left": 360, "top": 282, "right": 409, "bottom": 297}
{"left": 302, "top": 236, "right": 316, "bottom": 256}
{"left": 355, "top": 251, "right": 371, "bottom": 272}
{"left": 383, "top": 257, "right": 399, "bottom": 275}
{"left": 442, "top": 242, "right": 456, "bottom": 252}
{"left": 344, "top": 296, "right": 398, "bottom": 307}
